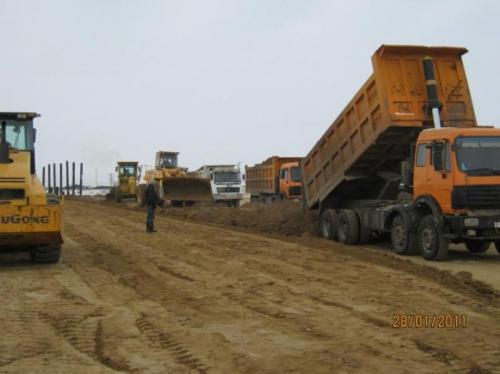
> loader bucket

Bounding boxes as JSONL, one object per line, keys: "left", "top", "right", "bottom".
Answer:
{"left": 162, "top": 177, "right": 212, "bottom": 201}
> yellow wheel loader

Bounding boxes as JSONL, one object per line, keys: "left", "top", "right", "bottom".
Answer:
{"left": 0, "top": 113, "right": 62, "bottom": 263}
{"left": 137, "top": 151, "right": 212, "bottom": 207}
{"left": 111, "top": 161, "right": 139, "bottom": 203}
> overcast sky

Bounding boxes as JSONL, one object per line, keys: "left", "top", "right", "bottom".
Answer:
{"left": 0, "top": 0, "right": 499, "bottom": 179}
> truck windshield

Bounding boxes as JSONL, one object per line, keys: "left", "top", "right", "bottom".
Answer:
{"left": 456, "top": 136, "right": 500, "bottom": 175}
{"left": 0, "top": 121, "right": 32, "bottom": 150}
{"left": 290, "top": 167, "right": 301, "bottom": 182}
{"left": 214, "top": 172, "right": 240, "bottom": 184}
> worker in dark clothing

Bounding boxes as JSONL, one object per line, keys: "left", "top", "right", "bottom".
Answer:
{"left": 145, "top": 181, "right": 158, "bottom": 232}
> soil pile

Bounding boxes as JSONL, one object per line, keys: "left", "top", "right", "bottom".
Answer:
{"left": 157, "top": 200, "right": 320, "bottom": 237}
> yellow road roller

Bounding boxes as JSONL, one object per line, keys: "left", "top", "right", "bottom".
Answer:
{"left": 0, "top": 112, "right": 62, "bottom": 263}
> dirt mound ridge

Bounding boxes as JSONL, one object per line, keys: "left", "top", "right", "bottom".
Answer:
{"left": 157, "top": 201, "right": 320, "bottom": 237}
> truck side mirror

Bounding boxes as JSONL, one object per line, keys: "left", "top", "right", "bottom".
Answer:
{"left": 432, "top": 141, "right": 446, "bottom": 172}
{"left": 242, "top": 174, "right": 245, "bottom": 181}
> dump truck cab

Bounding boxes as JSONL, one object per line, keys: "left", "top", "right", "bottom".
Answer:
{"left": 113, "top": 161, "right": 139, "bottom": 202}
{"left": 193, "top": 164, "right": 243, "bottom": 206}
{"left": 279, "top": 161, "right": 302, "bottom": 200}
{"left": 411, "top": 127, "right": 500, "bottom": 242}
{"left": 0, "top": 112, "right": 62, "bottom": 262}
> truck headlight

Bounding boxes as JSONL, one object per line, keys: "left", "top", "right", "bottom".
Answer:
{"left": 464, "top": 218, "right": 479, "bottom": 227}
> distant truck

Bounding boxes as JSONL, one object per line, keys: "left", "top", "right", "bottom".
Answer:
{"left": 302, "top": 44, "right": 500, "bottom": 261}
{"left": 191, "top": 164, "right": 243, "bottom": 207}
{"left": 246, "top": 156, "right": 302, "bottom": 203}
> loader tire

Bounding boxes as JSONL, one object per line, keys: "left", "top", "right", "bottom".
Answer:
{"left": 30, "top": 244, "right": 61, "bottom": 264}
{"left": 137, "top": 184, "right": 146, "bottom": 207}
{"left": 114, "top": 187, "right": 122, "bottom": 203}
{"left": 336, "top": 209, "right": 360, "bottom": 245}
{"left": 46, "top": 194, "right": 60, "bottom": 205}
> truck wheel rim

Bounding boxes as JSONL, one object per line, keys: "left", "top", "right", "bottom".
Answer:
{"left": 421, "top": 228, "right": 434, "bottom": 253}
{"left": 340, "top": 219, "right": 348, "bottom": 239}
{"left": 393, "top": 225, "right": 406, "bottom": 248}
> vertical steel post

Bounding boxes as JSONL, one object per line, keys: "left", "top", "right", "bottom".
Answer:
{"left": 42, "top": 166, "right": 46, "bottom": 189}
{"left": 53, "top": 163, "right": 56, "bottom": 195}
{"left": 79, "top": 163, "right": 83, "bottom": 196}
{"left": 59, "top": 163, "right": 63, "bottom": 196}
{"left": 66, "top": 161, "right": 69, "bottom": 195}
{"left": 72, "top": 162, "right": 76, "bottom": 196}
{"left": 48, "top": 164, "right": 51, "bottom": 193}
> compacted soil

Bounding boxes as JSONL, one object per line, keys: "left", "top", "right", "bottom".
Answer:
{"left": 0, "top": 200, "right": 498, "bottom": 373}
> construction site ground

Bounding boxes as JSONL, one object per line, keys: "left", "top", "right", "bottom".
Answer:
{"left": 0, "top": 199, "right": 499, "bottom": 373}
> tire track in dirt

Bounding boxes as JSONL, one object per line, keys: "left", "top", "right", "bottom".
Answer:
{"left": 59, "top": 201, "right": 500, "bottom": 373}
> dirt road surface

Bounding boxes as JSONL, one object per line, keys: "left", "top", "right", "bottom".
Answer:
{"left": 1, "top": 200, "right": 499, "bottom": 373}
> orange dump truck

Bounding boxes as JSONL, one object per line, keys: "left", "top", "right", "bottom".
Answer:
{"left": 246, "top": 156, "right": 302, "bottom": 203}
{"left": 302, "top": 44, "right": 500, "bottom": 260}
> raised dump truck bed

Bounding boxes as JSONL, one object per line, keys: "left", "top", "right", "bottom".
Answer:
{"left": 302, "top": 45, "right": 476, "bottom": 210}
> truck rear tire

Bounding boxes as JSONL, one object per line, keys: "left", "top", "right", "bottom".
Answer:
{"left": 417, "top": 215, "right": 449, "bottom": 261}
{"left": 464, "top": 239, "right": 490, "bottom": 253}
{"left": 495, "top": 241, "right": 500, "bottom": 254}
{"left": 356, "top": 210, "right": 372, "bottom": 244}
{"left": 321, "top": 209, "right": 337, "bottom": 240}
{"left": 390, "top": 215, "right": 418, "bottom": 255}
{"left": 336, "top": 209, "right": 360, "bottom": 245}
{"left": 30, "top": 244, "right": 61, "bottom": 264}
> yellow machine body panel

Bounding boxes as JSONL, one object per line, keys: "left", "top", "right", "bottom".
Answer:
{"left": 0, "top": 204, "right": 62, "bottom": 245}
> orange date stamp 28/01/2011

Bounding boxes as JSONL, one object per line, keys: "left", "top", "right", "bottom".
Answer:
{"left": 392, "top": 314, "right": 467, "bottom": 329}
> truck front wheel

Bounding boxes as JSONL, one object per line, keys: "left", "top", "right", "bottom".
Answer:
{"left": 321, "top": 209, "right": 337, "bottom": 240}
{"left": 390, "top": 215, "right": 418, "bottom": 255}
{"left": 336, "top": 209, "right": 360, "bottom": 245}
{"left": 494, "top": 241, "right": 500, "bottom": 254}
{"left": 464, "top": 239, "right": 490, "bottom": 253}
{"left": 417, "top": 215, "right": 449, "bottom": 261}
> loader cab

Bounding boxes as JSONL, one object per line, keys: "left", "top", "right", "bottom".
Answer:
{"left": 155, "top": 151, "right": 179, "bottom": 170}
{"left": 0, "top": 112, "right": 39, "bottom": 174}
{"left": 116, "top": 162, "right": 138, "bottom": 178}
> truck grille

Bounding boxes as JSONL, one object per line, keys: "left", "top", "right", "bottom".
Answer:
{"left": 452, "top": 185, "right": 500, "bottom": 209}
{"left": 288, "top": 186, "right": 302, "bottom": 197}
{"left": 217, "top": 187, "right": 240, "bottom": 193}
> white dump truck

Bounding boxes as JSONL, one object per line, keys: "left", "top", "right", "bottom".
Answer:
{"left": 191, "top": 164, "right": 243, "bottom": 206}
